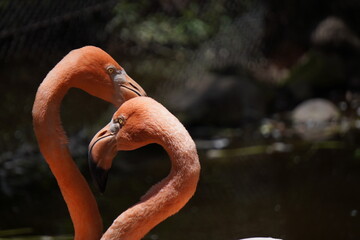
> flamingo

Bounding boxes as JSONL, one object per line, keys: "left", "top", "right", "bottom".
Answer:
{"left": 88, "top": 97, "right": 282, "bottom": 240}
{"left": 88, "top": 97, "right": 201, "bottom": 240}
{"left": 32, "top": 46, "right": 146, "bottom": 240}
{"left": 89, "top": 97, "right": 280, "bottom": 240}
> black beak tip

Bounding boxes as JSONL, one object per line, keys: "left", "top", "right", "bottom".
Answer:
{"left": 88, "top": 155, "right": 109, "bottom": 193}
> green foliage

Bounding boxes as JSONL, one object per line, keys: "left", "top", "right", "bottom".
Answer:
{"left": 107, "top": 0, "right": 242, "bottom": 48}
{"left": 105, "top": 0, "right": 255, "bottom": 96}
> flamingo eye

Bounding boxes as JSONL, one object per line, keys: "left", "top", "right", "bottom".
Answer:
{"left": 107, "top": 66, "right": 116, "bottom": 74}
{"left": 109, "top": 116, "right": 125, "bottom": 133}
{"left": 113, "top": 115, "right": 125, "bottom": 126}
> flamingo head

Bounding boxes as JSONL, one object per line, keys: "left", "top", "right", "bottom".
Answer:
{"left": 88, "top": 97, "right": 159, "bottom": 192}
{"left": 65, "top": 46, "right": 146, "bottom": 107}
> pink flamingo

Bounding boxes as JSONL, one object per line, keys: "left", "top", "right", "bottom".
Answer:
{"left": 89, "top": 97, "right": 201, "bottom": 240}
{"left": 89, "top": 96, "right": 282, "bottom": 240}
{"left": 32, "top": 46, "right": 146, "bottom": 240}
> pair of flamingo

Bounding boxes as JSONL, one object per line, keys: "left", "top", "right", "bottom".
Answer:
{"left": 32, "top": 46, "right": 200, "bottom": 240}
{"left": 32, "top": 46, "right": 280, "bottom": 240}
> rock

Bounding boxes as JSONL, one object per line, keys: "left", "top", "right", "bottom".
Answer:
{"left": 292, "top": 98, "right": 340, "bottom": 141}
{"left": 311, "top": 16, "right": 360, "bottom": 50}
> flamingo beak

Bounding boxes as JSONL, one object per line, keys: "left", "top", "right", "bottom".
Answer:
{"left": 88, "top": 126, "right": 117, "bottom": 193}
{"left": 121, "top": 74, "right": 146, "bottom": 97}
{"left": 112, "top": 70, "right": 146, "bottom": 106}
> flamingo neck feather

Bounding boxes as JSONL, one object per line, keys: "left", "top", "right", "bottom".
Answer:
{"left": 101, "top": 112, "right": 200, "bottom": 240}
{"left": 32, "top": 67, "right": 103, "bottom": 240}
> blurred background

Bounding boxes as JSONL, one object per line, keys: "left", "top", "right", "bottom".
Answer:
{"left": 1, "top": 0, "right": 360, "bottom": 239}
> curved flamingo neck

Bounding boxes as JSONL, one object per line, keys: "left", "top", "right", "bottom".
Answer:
{"left": 101, "top": 118, "right": 200, "bottom": 240}
{"left": 33, "top": 69, "right": 102, "bottom": 240}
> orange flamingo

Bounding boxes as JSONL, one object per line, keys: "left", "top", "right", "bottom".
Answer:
{"left": 32, "top": 46, "right": 146, "bottom": 240}
{"left": 88, "top": 97, "right": 282, "bottom": 240}
{"left": 88, "top": 97, "right": 201, "bottom": 240}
